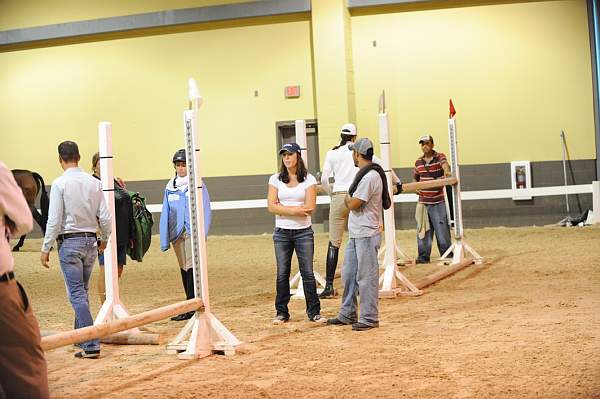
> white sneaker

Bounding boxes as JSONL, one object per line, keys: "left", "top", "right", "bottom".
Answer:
{"left": 310, "top": 314, "right": 328, "bottom": 324}
{"left": 272, "top": 315, "right": 289, "bottom": 325}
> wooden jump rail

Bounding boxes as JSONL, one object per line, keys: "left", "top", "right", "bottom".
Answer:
{"left": 42, "top": 298, "right": 203, "bottom": 351}
{"left": 414, "top": 259, "right": 473, "bottom": 290}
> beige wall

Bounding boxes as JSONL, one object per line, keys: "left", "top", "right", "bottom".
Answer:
{"left": 0, "top": 0, "right": 596, "bottom": 183}
{"left": 0, "top": 19, "right": 315, "bottom": 181}
{"left": 351, "top": 0, "right": 595, "bottom": 166}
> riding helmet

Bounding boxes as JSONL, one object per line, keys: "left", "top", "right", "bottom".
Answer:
{"left": 172, "top": 149, "right": 186, "bottom": 164}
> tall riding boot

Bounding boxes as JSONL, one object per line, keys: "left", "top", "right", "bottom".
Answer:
{"left": 171, "top": 269, "right": 191, "bottom": 321}
{"left": 185, "top": 269, "right": 195, "bottom": 300}
{"left": 319, "top": 242, "right": 339, "bottom": 298}
{"left": 179, "top": 269, "right": 196, "bottom": 320}
{"left": 179, "top": 268, "right": 188, "bottom": 297}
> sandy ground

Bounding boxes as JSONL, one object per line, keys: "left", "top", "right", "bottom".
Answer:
{"left": 9, "top": 226, "right": 600, "bottom": 398}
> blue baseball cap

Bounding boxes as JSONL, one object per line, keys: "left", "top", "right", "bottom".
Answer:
{"left": 279, "top": 142, "right": 301, "bottom": 155}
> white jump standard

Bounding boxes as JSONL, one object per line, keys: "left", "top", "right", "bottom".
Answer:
{"left": 289, "top": 119, "right": 327, "bottom": 299}
{"left": 94, "top": 123, "right": 156, "bottom": 345}
{"left": 437, "top": 100, "right": 483, "bottom": 271}
{"left": 377, "top": 91, "right": 421, "bottom": 298}
{"left": 166, "top": 78, "right": 243, "bottom": 358}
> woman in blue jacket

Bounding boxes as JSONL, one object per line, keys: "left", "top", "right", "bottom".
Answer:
{"left": 159, "top": 149, "right": 211, "bottom": 321}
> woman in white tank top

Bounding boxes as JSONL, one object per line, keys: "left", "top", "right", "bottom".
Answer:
{"left": 267, "top": 142, "right": 326, "bottom": 325}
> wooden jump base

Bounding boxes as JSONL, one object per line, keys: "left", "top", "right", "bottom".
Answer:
{"left": 42, "top": 298, "right": 203, "bottom": 351}
{"left": 166, "top": 312, "right": 242, "bottom": 357}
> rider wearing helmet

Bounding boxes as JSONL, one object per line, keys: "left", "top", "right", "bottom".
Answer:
{"left": 159, "top": 149, "right": 212, "bottom": 320}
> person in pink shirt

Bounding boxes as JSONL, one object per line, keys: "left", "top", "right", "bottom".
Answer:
{"left": 0, "top": 160, "right": 49, "bottom": 398}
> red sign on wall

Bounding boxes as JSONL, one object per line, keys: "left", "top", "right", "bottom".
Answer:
{"left": 284, "top": 85, "right": 300, "bottom": 98}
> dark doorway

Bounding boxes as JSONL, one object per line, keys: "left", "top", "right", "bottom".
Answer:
{"left": 276, "top": 119, "right": 320, "bottom": 176}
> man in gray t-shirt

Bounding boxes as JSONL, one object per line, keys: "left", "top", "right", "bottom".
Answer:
{"left": 327, "top": 137, "right": 384, "bottom": 331}
{"left": 347, "top": 170, "right": 382, "bottom": 238}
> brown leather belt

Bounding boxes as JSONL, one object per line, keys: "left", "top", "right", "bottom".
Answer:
{"left": 57, "top": 232, "right": 97, "bottom": 241}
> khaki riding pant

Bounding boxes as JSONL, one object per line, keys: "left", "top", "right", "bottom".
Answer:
{"left": 329, "top": 192, "right": 350, "bottom": 248}
{"left": 173, "top": 232, "right": 193, "bottom": 271}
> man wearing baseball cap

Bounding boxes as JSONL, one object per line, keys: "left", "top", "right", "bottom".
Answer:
{"left": 413, "top": 135, "right": 452, "bottom": 264}
{"left": 319, "top": 123, "right": 401, "bottom": 299}
{"left": 327, "top": 137, "right": 390, "bottom": 331}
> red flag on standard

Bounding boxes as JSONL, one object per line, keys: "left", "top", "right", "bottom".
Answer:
{"left": 449, "top": 99, "right": 456, "bottom": 118}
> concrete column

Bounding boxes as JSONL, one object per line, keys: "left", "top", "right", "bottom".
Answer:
{"left": 311, "top": 0, "right": 356, "bottom": 161}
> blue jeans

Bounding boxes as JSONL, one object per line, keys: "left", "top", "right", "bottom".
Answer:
{"left": 273, "top": 227, "right": 320, "bottom": 320}
{"left": 337, "top": 234, "right": 381, "bottom": 327}
{"left": 58, "top": 236, "right": 100, "bottom": 351}
{"left": 417, "top": 202, "right": 452, "bottom": 262}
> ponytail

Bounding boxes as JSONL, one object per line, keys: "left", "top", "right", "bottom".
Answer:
{"left": 332, "top": 134, "right": 355, "bottom": 150}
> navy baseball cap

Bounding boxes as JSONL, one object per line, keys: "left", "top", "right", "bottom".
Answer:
{"left": 279, "top": 142, "right": 301, "bottom": 154}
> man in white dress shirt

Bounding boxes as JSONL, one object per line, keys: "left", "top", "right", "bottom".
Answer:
{"left": 40, "top": 141, "right": 111, "bottom": 359}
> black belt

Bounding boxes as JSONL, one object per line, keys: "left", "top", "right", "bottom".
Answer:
{"left": 57, "top": 232, "right": 97, "bottom": 241}
{"left": 0, "top": 272, "right": 15, "bottom": 282}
